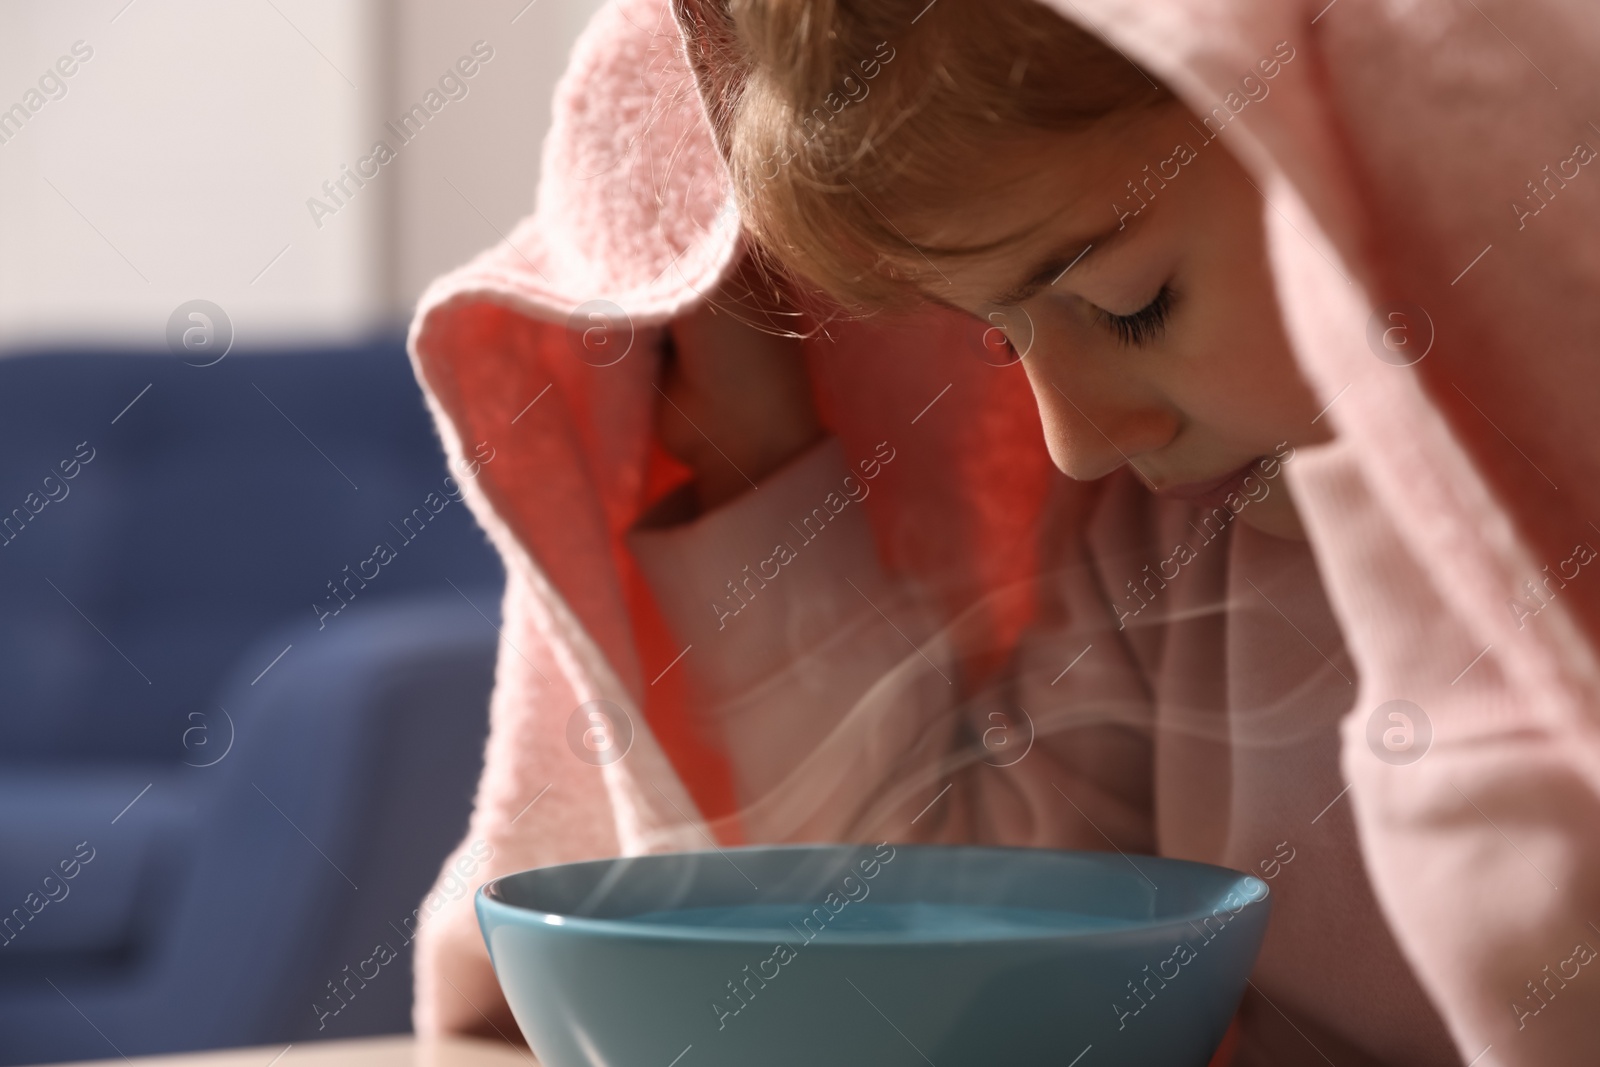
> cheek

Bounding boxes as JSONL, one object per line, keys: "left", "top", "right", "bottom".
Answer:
{"left": 1164, "top": 156, "right": 1328, "bottom": 446}
{"left": 1158, "top": 335, "right": 1324, "bottom": 467}
{"left": 1176, "top": 302, "right": 1323, "bottom": 449}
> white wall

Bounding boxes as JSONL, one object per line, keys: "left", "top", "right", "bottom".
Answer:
{"left": 388, "top": 0, "right": 605, "bottom": 308}
{"left": 0, "top": 0, "right": 605, "bottom": 351}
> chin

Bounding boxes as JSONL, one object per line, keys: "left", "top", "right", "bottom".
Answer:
{"left": 1236, "top": 497, "right": 1309, "bottom": 541}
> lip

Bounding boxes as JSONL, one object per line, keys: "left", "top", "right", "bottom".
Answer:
{"left": 1154, "top": 461, "right": 1256, "bottom": 503}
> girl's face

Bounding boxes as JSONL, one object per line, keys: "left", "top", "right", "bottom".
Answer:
{"left": 905, "top": 102, "right": 1333, "bottom": 539}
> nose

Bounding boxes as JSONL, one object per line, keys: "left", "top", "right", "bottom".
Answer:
{"left": 1020, "top": 354, "right": 1178, "bottom": 482}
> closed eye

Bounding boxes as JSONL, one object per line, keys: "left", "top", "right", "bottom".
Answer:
{"left": 1096, "top": 284, "right": 1175, "bottom": 348}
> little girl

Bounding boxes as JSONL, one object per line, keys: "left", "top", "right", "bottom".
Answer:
{"left": 622, "top": 1, "right": 1566, "bottom": 1064}
{"left": 406, "top": 0, "right": 1600, "bottom": 1063}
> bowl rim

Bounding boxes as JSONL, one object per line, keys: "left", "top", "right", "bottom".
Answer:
{"left": 475, "top": 842, "right": 1271, "bottom": 946}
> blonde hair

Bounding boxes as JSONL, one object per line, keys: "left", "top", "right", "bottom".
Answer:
{"left": 678, "top": 0, "right": 1169, "bottom": 315}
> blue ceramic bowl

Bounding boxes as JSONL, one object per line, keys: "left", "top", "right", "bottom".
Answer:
{"left": 476, "top": 843, "right": 1270, "bottom": 1067}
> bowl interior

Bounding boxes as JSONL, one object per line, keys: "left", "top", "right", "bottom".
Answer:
{"left": 482, "top": 843, "right": 1261, "bottom": 942}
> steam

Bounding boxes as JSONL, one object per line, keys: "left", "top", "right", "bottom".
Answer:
{"left": 643, "top": 528, "right": 1354, "bottom": 856}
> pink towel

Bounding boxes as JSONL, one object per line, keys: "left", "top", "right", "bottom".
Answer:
{"left": 405, "top": 0, "right": 1600, "bottom": 1062}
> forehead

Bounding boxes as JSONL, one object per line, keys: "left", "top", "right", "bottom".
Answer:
{"left": 891, "top": 108, "right": 1179, "bottom": 292}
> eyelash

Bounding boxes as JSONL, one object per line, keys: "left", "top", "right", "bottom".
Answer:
{"left": 1095, "top": 284, "right": 1175, "bottom": 348}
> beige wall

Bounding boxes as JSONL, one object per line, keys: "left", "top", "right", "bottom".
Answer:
{"left": 0, "top": 0, "right": 604, "bottom": 351}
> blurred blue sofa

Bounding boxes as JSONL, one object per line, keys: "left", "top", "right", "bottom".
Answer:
{"left": 0, "top": 338, "right": 505, "bottom": 1064}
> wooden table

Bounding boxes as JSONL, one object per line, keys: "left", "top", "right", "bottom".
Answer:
{"left": 34, "top": 1036, "right": 537, "bottom": 1067}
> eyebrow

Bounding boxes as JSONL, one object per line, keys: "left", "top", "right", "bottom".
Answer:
{"left": 985, "top": 224, "right": 1128, "bottom": 307}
